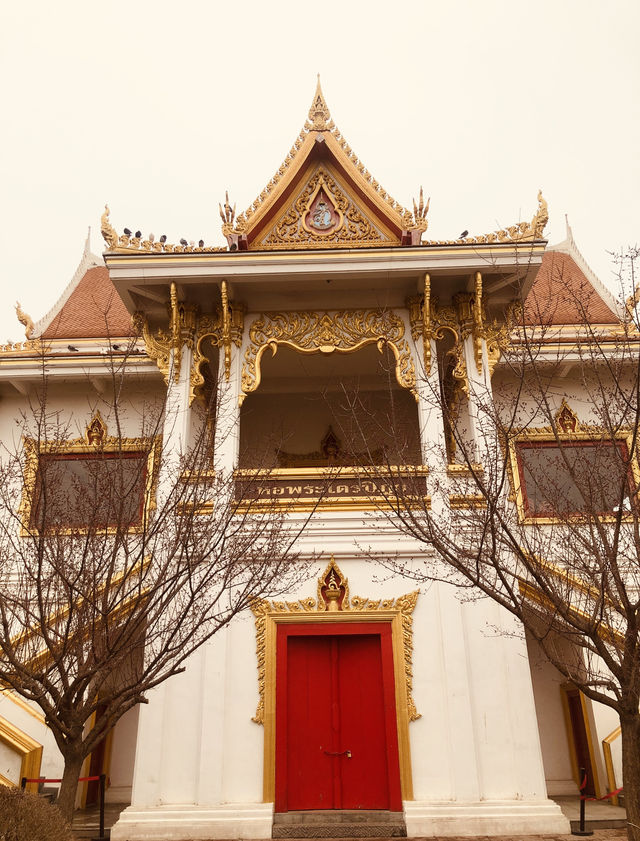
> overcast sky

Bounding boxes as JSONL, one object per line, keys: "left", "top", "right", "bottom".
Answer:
{"left": 1, "top": 1, "right": 638, "bottom": 343}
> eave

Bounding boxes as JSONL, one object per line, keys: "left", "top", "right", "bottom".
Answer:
{"left": 105, "top": 240, "right": 547, "bottom": 317}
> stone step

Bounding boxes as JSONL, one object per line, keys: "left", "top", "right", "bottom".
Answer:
{"left": 273, "top": 811, "right": 407, "bottom": 838}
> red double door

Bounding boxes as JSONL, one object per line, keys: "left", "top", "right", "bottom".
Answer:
{"left": 275, "top": 623, "right": 402, "bottom": 812}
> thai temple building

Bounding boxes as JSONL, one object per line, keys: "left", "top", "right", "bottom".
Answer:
{"left": 0, "top": 81, "right": 625, "bottom": 839}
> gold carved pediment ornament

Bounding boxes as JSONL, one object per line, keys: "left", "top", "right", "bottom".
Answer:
{"left": 250, "top": 557, "right": 421, "bottom": 726}
{"left": 259, "top": 167, "right": 393, "bottom": 249}
{"left": 240, "top": 309, "right": 417, "bottom": 405}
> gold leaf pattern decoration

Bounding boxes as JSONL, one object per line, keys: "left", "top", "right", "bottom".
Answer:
{"left": 240, "top": 309, "right": 417, "bottom": 403}
{"left": 260, "top": 168, "right": 393, "bottom": 249}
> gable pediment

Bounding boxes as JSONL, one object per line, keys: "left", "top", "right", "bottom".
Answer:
{"left": 219, "top": 79, "right": 427, "bottom": 252}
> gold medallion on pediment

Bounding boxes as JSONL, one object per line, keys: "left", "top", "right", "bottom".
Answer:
{"left": 259, "top": 167, "right": 396, "bottom": 249}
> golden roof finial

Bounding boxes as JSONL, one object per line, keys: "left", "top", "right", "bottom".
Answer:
{"left": 308, "top": 74, "right": 332, "bottom": 131}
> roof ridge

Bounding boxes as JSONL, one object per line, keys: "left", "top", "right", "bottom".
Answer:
{"left": 547, "top": 215, "right": 621, "bottom": 318}
{"left": 33, "top": 228, "right": 104, "bottom": 337}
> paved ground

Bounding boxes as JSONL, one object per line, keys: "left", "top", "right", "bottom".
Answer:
{"left": 71, "top": 802, "right": 630, "bottom": 841}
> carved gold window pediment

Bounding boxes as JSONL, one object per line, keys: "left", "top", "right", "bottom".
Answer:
{"left": 250, "top": 557, "right": 419, "bottom": 802}
{"left": 240, "top": 308, "right": 417, "bottom": 405}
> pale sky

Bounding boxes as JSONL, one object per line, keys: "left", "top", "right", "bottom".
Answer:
{"left": 1, "top": 1, "right": 638, "bottom": 343}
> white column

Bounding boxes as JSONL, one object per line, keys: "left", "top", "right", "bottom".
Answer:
{"left": 212, "top": 339, "right": 242, "bottom": 477}
{"left": 406, "top": 315, "right": 449, "bottom": 516}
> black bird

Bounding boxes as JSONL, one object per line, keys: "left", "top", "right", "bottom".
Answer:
{"left": 458, "top": 230, "right": 468, "bottom": 239}
{"left": 180, "top": 238, "right": 188, "bottom": 246}
{"left": 198, "top": 239, "right": 204, "bottom": 248}
{"left": 68, "top": 345, "right": 79, "bottom": 352}
{"left": 135, "top": 230, "right": 141, "bottom": 238}
{"left": 123, "top": 227, "right": 132, "bottom": 236}
{"left": 160, "top": 234, "right": 167, "bottom": 243}
{"left": 112, "top": 344, "right": 121, "bottom": 351}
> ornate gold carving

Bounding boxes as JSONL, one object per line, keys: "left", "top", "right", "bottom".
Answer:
{"left": 221, "top": 280, "right": 231, "bottom": 381}
{"left": 101, "top": 205, "right": 225, "bottom": 255}
{"left": 241, "top": 309, "right": 417, "bottom": 404}
{"left": 473, "top": 272, "right": 484, "bottom": 375}
{"left": 219, "top": 190, "right": 236, "bottom": 242}
{"left": 85, "top": 410, "right": 107, "bottom": 446}
{"left": 190, "top": 299, "right": 245, "bottom": 405}
{"left": 19, "top": 412, "right": 162, "bottom": 536}
{"left": 133, "top": 312, "right": 172, "bottom": 385}
{"left": 555, "top": 399, "right": 579, "bottom": 433}
{"left": 412, "top": 187, "right": 430, "bottom": 233}
{"left": 484, "top": 318, "right": 510, "bottom": 379}
{"left": 101, "top": 205, "right": 119, "bottom": 250}
{"left": 261, "top": 168, "right": 386, "bottom": 249}
{"left": 307, "top": 75, "right": 332, "bottom": 131}
{"left": 424, "top": 191, "right": 549, "bottom": 246}
{"left": 15, "top": 302, "right": 35, "bottom": 340}
{"left": 250, "top": 557, "right": 420, "bottom": 725}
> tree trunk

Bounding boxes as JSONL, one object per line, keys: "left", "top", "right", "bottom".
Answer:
{"left": 56, "top": 750, "right": 85, "bottom": 824}
{"left": 620, "top": 711, "right": 640, "bottom": 841}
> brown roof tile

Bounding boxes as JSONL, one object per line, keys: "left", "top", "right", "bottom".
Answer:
{"left": 524, "top": 251, "right": 618, "bottom": 326}
{"left": 41, "top": 267, "right": 133, "bottom": 339}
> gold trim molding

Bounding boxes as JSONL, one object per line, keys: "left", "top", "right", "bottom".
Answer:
{"left": 240, "top": 309, "right": 417, "bottom": 404}
{"left": 0, "top": 715, "right": 42, "bottom": 792}
{"left": 250, "top": 557, "right": 419, "bottom": 802}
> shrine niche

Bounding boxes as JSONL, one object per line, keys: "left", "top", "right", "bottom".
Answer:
{"left": 276, "top": 426, "right": 383, "bottom": 468}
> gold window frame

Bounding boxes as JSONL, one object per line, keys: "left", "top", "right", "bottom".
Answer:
{"left": 507, "top": 402, "right": 638, "bottom": 524}
{"left": 0, "top": 715, "right": 42, "bottom": 793}
{"left": 251, "top": 558, "right": 419, "bottom": 803}
{"left": 19, "top": 412, "right": 162, "bottom": 536}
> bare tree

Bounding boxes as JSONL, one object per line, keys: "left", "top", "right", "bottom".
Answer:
{"left": 0, "top": 346, "right": 312, "bottom": 822}
{"left": 341, "top": 249, "right": 640, "bottom": 841}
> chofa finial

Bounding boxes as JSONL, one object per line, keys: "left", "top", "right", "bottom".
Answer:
{"left": 308, "top": 75, "right": 331, "bottom": 131}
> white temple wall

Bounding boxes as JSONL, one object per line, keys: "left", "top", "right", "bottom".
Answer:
{"left": 107, "top": 705, "right": 140, "bottom": 803}
{"left": 525, "top": 633, "right": 577, "bottom": 795}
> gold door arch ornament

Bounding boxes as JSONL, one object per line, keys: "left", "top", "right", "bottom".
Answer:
{"left": 240, "top": 309, "right": 417, "bottom": 405}
{"left": 250, "top": 557, "right": 419, "bottom": 802}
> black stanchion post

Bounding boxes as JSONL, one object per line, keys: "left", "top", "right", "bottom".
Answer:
{"left": 99, "top": 773, "right": 106, "bottom": 839}
{"left": 20, "top": 777, "right": 26, "bottom": 790}
{"left": 572, "top": 766, "right": 593, "bottom": 836}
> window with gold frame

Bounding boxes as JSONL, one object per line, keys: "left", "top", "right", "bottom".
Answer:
{"left": 19, "top": 412, "right": 162, "bottom": 535}
{"left": 507, "top": 402, "right": 638, "bottom": 524}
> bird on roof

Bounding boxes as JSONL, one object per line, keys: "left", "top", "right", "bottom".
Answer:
{"left": 180, "top": 238, "right": 188, "bottom": 246}
{"left": 124, "top": 228, "right": 132, "bottom": 236}
{"left": 458, "top": 230, "right": 468, "bottom": 239}
{"left": 68, "top": 345, "right": 79, "bottom": 352}
{"left": 135, "top": 230, "right": 141, "bottom": 239}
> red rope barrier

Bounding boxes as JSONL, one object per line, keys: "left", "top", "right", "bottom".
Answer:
{"left": 21, "top": 775, "right": 102, "bottom": 783}
{"left": 581, "top": 786, "right": 624, "bottom": 801}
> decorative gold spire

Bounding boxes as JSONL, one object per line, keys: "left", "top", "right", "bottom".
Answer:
{"left": 306, "top": 74, "right": 332, "bottom": 132}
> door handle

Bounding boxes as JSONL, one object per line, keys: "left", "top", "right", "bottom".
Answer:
{"left": 323, "top": 749, "right": 352, "bottom": 758}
